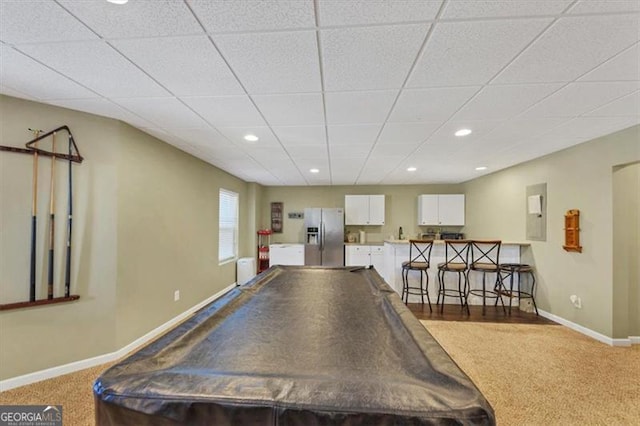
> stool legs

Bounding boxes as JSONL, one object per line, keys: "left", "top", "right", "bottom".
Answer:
{"left": 437, "top": 270, "right": 469, "bottom": 315}
{"left": 496, "top": 266, "right": 539, "bottom": 315}
{"left": 402, "top": 268, "right": 432, "bottom": 312}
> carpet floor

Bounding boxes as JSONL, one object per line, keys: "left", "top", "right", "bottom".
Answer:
{"left": 1, "top": 322, "right": 638, "bottom": 425}
{"left": 421, "top": 320, "right": 640, "bottom": 425}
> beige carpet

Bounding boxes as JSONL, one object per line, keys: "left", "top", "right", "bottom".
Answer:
{"left": 1, "top": 323, "right": 638, "bottom": 425}
{"left": 421, "top": 320, "right": 640, "bottom": 425}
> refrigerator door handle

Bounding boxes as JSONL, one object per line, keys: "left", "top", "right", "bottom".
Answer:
{"left": 320, "top": 222, "right": 325, "bottom": 252}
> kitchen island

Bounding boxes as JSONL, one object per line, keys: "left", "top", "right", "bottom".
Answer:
{"left": 383, "top": 240, "right": 531, "bottom": 306}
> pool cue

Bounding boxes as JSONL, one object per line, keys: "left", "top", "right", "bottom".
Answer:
{"left": 64, "top": 133, "right": 73, "bottom": 298}
{"left": 29, "top": 128, "right": 41, "bottom": 302}
{"left": 47, "top": 132, "right": 57, "bottom": 299}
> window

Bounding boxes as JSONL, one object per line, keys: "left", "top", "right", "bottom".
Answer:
{"left": 219, "top": 189, "right": 239, "bottom": 264}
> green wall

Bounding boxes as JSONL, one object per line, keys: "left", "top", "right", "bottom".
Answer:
{"left": 463, "top": 125, "right": 640, "bottom": 338}
{"left": 0, "top": 95, "right": 251, "bottom": 379}
{"left": 261, "top": 184, "right": 463, "bottom": 245}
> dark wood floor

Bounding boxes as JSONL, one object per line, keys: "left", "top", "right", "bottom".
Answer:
{"left": 407, "top": 302, "right": 556, "bottom": 324}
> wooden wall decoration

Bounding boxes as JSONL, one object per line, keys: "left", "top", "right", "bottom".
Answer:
{"left": 271, "top": 202, "right": 283, "bottom": 233}
{"left": 563, "top": 209, "right": 582, "bottom": 253}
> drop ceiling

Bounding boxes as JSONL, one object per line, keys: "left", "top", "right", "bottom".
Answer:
{"left": 1, "top": 0, "right": 638, "bottom": 186}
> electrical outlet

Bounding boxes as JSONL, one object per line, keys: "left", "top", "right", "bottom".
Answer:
{"left": 174, "top": 290, "right": 180, "bottom": 302}
{"left": 569, "top": 294, "right": 582, "bottom": 309}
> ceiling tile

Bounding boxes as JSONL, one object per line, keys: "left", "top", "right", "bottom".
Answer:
{"left": 214, "top": 31, "right": 321, "bottom": 94}
{"left": 569, "top": 0, "right": 640, "bottom": 13}
{"left": 441, "top": 0, "right": 572, "bottom": 18}
{"left": 321, "top": 24, "right": 429, "bottom": 91}
{"left": 272, "top": 125, "right": 327, "bottom": 146}
{"left": 17, "top": 41, "right": 169, "bottom": 98}
{"left": 585, "top": 91, "right": 640, "bottom": 117}
{"left": 521, "top": 82, "right": 640, "bottom": 118}
{"left": 329, "top": 144, "right": 372, "bottom": 157}
{"left": 426, "top": 119, "right": 504, "bottom": 146}
{"left": 327, "top": 124, "right": 382, "bottom": 145}
{"left": 216, "top": 126, "right": 280, "bottom": 147}
{"left": 452, "top": 84, "right": 564, "bottom": 121}
{"left": 370, "top": 143, "right": 419, "bottom": 157}
{"left": 325, "top": 90, "right": 397, "bottom": 124}
{"left": 478, "top": 117, "right": 571, "bottom": 150}
{"left": 113, "top": 97, "right": 209, "bottom": 128}
{"left": 331, "top": 158, "right": 366, "bottom": 172}
{"left": 408, "top": 19, "right": 550, "bottom": 87}
{"left": 295, "top": 157, "right": 330, "bottom": 171}
{"left": 0, "top": 1, "right": 98, "bottom": 44}
{"left": 252, "top": 93, "right": 324, "bottom": 126}
{"left": 188, "top": 0, "right": 315, "bottom": 32}
{"left": 59, "top": 0, "right": 202, "bottom": 38}
{"left": 182, "top": 95, "right": 265, "bottom": 127}
{"left": 494, "top": 14, "right": 640, "bottom": 84}
{"left": 389, "top": 86, "right": 480, "bottom": 122}
{"left": 538, "top": 116, "right": 640, "bottom": 140}
{"left": 287, "top": 144, "right": 329, "bottom": 159}
{"left": 164, "top": 127, "right": 231, "bottom": 150}
{"left": 1, "top": 46, "right": 97, "bottom": 100}
{"left": 44, "top": 98, "right": 158, "bottom": 128}
{"left": 112, "top": 36, "right": 243, "bottom": 96}
{"left": 318, "top": 0, "right": 442, "bottom": 26}
{"left": 377, "top": 121, "right": 441, "bottom": 144}
{"left": 579, "top": 43, "right": 640, "bottom": 82}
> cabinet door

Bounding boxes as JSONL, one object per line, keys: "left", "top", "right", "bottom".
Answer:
{"left": 368, "top": 195, "right": 385, "bottom": 225}
{"left": 345, "top": 195, "right": 370, "bottom": 225}
{"left": 418, "top": 195, "right": 439, "bottom": 225}
{"left": 438, "top": 194, "right": 465, "bottom": 225}
{"left": 370, "top": 246, "right": 385, "bottom": 275}
{"left": 345, "top": 245, "right": 371, "bottom": 266}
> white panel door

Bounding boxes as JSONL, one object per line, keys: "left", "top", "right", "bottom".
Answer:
{"left": 438, "top": 194, "right": 465, "bottom": 225}
{"left": 368, "top": 195, "right": 386, "bottom": 225}
{"left": 345, "top": 245, "right": 370, "bottom": 266}
{"left": 418, "top": 195, "right": 439, "bottom": 225}
{"left": 345, "top": 195, "right": 369, "bottom": 225}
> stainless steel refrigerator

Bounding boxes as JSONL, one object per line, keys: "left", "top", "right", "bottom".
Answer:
{"left": 304, "top": 208, "right": 344, "bottom": 266}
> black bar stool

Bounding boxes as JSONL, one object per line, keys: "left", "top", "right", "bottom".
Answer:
{"left": 437, "top": 240, "right": 470, "bottom": 314}
{"left": 497, "top": 263, "right": 539, "bottom": 315}
{"left": 468, "top": 240, "right": 506, "bottom": 315}
{"left": 401, "top": 240, "right": 434, "bottom": 311}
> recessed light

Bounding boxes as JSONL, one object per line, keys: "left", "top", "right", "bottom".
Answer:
{"left": 107, "top": 0, "right": 128, "bottom": 4}
{"left": 243, "top": 134, "right": 259, "bottom": 142}
{"left": 407, "top": 167, "right": 417, "bottom": 172}
{"left": 310, "top": 168, "right": 319, "bottom": 173}
{"left": 455, "top": 128, "right": 472, "bottom": 137}
{"left": 475, "top": 166, "right": 487, "bottom": 171}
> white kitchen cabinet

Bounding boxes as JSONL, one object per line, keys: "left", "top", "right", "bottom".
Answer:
{"left": 345, "top": 195, "right": 385, "bottom": 225}
{"left": 418, "top": 194, "right": 465, "bottom": 226}
{"left": 345, "top": 245, "right": 385, "bottom": 275}
{"left": 269, "top": 244, "right": 305, "bottom": 266}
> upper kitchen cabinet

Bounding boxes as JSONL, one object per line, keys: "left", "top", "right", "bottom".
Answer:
{"left": 345, "top": 195, "right": 385, "bottom": 225}
{"left": 418, "top": 194, "right": 465, "bottom": 226}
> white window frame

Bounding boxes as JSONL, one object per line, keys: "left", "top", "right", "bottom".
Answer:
{"left": 219, "top": 189, "right": 239, "bottom": 265}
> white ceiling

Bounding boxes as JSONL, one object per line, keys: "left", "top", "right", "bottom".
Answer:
{"left": 1, "top": 0, "right": 639, "bottom": 186}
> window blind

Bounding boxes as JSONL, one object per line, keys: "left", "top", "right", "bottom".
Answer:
{"left": 219, "top": 189, "right": 239, "bottom": 263}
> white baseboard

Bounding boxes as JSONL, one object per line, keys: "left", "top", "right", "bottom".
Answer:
{"left": 538, "top": 309, "right": 637, "bottom": 347}
{"left": 0, "top": 283, "right": 237, "bottom": 392}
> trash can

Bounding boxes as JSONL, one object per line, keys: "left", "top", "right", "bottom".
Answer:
{"left": 237, "top": 257, "right": 256, "bottom": 286}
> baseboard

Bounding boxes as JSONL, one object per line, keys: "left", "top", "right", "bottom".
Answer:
{"left": 630, "top": 336, "right": 640, "bottom": 345}
{"left": 0, "top": 283, "right": 237, "bottom": 392}
{"left": 538, "top": 309, "right": 635, "bottom": 347}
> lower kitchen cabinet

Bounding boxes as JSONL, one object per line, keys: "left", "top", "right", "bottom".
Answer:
{"left": 345, "top": 245, "right": 385, "bottom": 274}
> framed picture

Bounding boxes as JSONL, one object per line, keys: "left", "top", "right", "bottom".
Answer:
{"left": 271, "top": 202, "right": 283, "bottom": 233}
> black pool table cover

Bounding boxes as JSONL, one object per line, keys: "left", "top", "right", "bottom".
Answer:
{"left": 94, "top": 266, "right": 495, "bottom": 425}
